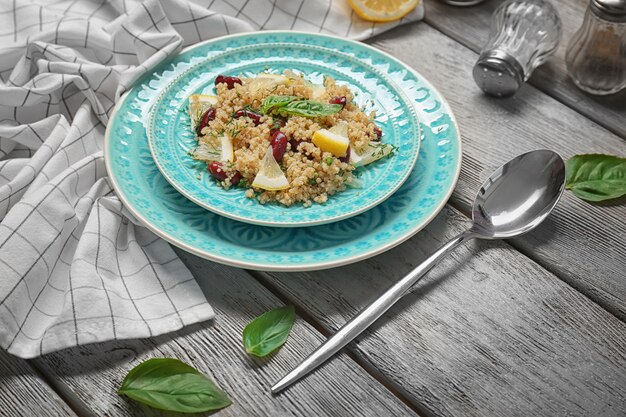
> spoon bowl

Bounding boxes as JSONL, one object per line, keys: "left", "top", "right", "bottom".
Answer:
{"left": 471, "top": 149, "right": 566, "bottom": 239}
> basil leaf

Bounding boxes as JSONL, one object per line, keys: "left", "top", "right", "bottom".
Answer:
{"left": 279, "top": 100, "right": 342, "bottom": 118}
{"left": 243, "top": 305, "right": 295, "bottom": 357}
{"left": 260, "top": 95, "right": 298, "bottom": 114}
{"left": 118, "top": 358, "right": 231, "bottom": 413}
{"left": 566, "top": 154, "right": 626, "bottom": 202}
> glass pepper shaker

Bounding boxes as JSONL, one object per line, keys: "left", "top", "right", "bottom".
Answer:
{"left": 473, "top": 0, "right": 562, "bottom": 97}
{"left": 565, "top": 0, "right": 626, "bottom": 95}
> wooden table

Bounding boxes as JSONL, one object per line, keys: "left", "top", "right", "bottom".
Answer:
{"left": 2, "top": 1, "right": 626, "bottom": 416}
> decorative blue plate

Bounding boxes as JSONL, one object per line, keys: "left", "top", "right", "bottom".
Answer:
{"left": 105, "top": 32, "right": 462, "bottom": 271}
{"left": 147, "top": 49, "right": 420, "bottom": 227}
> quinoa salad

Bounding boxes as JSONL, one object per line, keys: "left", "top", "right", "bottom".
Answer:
{"left": 188, "top": 71, "right": 395, "bottom": 207}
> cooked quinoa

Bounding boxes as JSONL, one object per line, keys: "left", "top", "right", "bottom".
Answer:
{"left": 189, "top": 71, "right": 388, "bottom": 207}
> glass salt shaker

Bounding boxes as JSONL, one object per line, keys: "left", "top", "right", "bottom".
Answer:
{"left": 473, "top": 0, "right": 562, "bottom": 97}
{"left": 565, "top": 0, "right": 626, "bottom": 95}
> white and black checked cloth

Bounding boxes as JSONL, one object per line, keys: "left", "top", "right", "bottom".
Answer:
{"left": 0, "top": 0, "right": 423, "bottom": 359}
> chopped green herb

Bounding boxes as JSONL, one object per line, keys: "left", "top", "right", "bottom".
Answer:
{"left": 226, "top": 120, "right": 243, "bottom": 139}
{"left": 242, "top": 104, "right": 260, "bottom": 113}
{"left": 326, "top": 156, "right": 333, "bottom": 165}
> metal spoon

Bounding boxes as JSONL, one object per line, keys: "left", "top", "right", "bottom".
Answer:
{"left": 272, "top": 149, "right": 566, "bottom": 394}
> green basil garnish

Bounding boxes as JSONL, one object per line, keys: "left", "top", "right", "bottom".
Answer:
{"left": 118, "top": 358, "right": 231, "bottom": 413}
{"left": 278, "top": 100, "right": 342, "bottom": 118}
{"left": 260, "top": 95, "right": 299, "bottom": 114}
{"left": 243, "top": 305, "right": 295, "bottom": 357}
{"left": 566, "top": 154, "right": 626, "bottom": 202}
{"left": 260, "top": 95, "right": 342, "bottom": 118}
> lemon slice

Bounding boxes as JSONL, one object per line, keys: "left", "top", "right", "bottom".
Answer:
{"left": 310, "top": 84, "right": 326, "bottom": 100}
{"left": 348, "top": 0, "right": 419, "bottom": 22}
{"left": 189, "top": 94, "right": 218, "bottom": 130}
{"left": 312, "top": 122, "right": 350, "bottom": 157}
{"left": 252, "top": 146, "right": 290, "bottom": 191}
{"left": 219, "top": 135, "right": 234, "bottom": 162}
{"left": 329, "top": 121, "right": 348, "bottom": 137}
{"left": 192, "top": 134, "right": 234, "bottom": 162}
{"left": 248, "top": 73, "right": 289, "bottom": 95}
{"left": 351, "top": 143, "right": 395, "bottom": 166}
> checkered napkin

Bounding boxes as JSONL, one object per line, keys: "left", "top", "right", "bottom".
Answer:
{"left": 0, "top": 0, "right": 423, "bottom": 359}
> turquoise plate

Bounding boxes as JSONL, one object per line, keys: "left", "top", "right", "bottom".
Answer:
{"left": 105, "top": 32, "right": 462, "bottom": 271}
{"left": 147, "top": 49, "right": 420, "bottom": 227}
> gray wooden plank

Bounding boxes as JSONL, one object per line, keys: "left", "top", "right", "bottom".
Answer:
{"left": 422, "top": 0, "right": 626, "bottom": 140}
{"left": 0, "top": 349, "right": 77, "bottom": 417}
{"left": 368, "top": 22, "right": 626, "bottom": 320}
{"left": 32, "top": 256, "right": 418, "bottom": 417}
{"left": 258, "top": 205, "right": 626, "bottom": 417}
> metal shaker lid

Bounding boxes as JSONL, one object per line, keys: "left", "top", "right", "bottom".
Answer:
{"left": 592, "top": 0, "right": 626, "bottom": 22}
{"left": 473, "top": 50, "right": 524, "bottom": 97}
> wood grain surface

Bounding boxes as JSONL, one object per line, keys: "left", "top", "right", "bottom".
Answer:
{"left": 0, "top": 350, "right": 77, "bottom": 416}
{"left": 258, "top": 206, "right": 626, "bottom": 417}
{"left": 31, "top": 256, "right": 417, "bottom": 417}
{"left": 423, "top": 0, "right": 626, "bottom": 140}
{"left": 368, "top": 22, "right": 626, "bottom": 320}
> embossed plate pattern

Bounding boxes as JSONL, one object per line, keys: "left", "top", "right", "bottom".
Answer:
{"left": 104, "top": 32, "right": 461, "bottom": 271}
{"left": 148, "top": 46, "right": 421, "bottom": 226}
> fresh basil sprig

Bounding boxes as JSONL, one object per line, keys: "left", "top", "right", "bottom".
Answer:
{"left": 566, "top": 154, "right": 626, "bottom": 202}
{"left": 260, "top": 95, "right": 299, "bottom": 114}
{"left": 260, "top": 95, "right": 342, "bottom": 118}
{"left": 243, "top": 305, "right": 295, "bottom": 357}
{"left": 278, "top": 100, "right": 342, "bottom": 118}
{"left": 118, "top": 358, "right": 231, "bottom": 413}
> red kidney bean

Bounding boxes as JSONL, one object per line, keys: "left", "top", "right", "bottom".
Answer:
{"left": 234, "top": 109, "right": 262, "bottom": 125}
{"left": 329, "top": 96, "right": 347, "bottom": 109}
{"left": 207, "top": 161, "right": 227, "bottom": 181}
{"left": 215, "top": 75, "right": 242, "bottom": 89}
{"left": 339, "top": 146, "right": 351, "bottom": 163}
{"left": 229, "top": 171, "right": 243, "bottom": 187}
{"left": 208, "top": 162, "right": 242, "bottom": 186}
{"left": 196, "top": 108, "right": 216, "bottom": 136}
{"left": 270, "top": 130, "right": 288, "bottom": 161}
{"left": 373, "top": 126, "right": 383, "bottom": 140}
{"left": 289, "top": 138, "right": 302, "bottom": 152}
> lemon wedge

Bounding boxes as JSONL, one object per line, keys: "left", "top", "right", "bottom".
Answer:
{"left": 252, "top": 146, "right": 290, "bottom": 191}
{"left": 312, "top": 122, "right": 350, "bottom": 157}
{"left": 351, "top": 143, "right": 395, "bottom": 166}
{"left": 192, "top": 134, "right": 234, "bottom": 162}
{"left": 329, "top": 121, "right": 348, "bottom": 137}
{"left": 348, "top": 0, "right": 419, "bottom": 23}
{"left": 189, "top": 94, "right": 218, "bottom": 129}
{"left": 248, "top": 73, "right": 289, "bottom": 95}
{"left": 310, "top": 84, "right": 326, "bottom": 100}
{"left": 219, "top": 135, "right": 234, "bottom": 162}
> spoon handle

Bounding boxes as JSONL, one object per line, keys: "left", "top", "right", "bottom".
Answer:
{"left": 271, "top": 230, "right": 475, "bottom": 394}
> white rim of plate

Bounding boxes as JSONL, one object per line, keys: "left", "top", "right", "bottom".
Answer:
{"left": 104, "top": 30, "right": 463, "bottom": 272}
